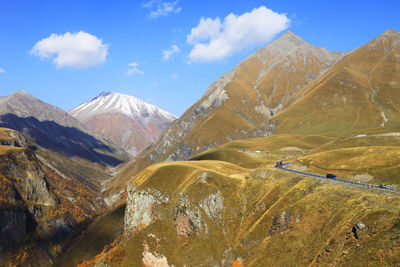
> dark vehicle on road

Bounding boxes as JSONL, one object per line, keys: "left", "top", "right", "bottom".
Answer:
{"left": 275, "top": 160, "right": 283, "bottom": 167}
{"left": 378, "top": 184, "right": 387, "bottom": 188}
{"left": 326, "top": 173, "right": 337, "bottom": 179}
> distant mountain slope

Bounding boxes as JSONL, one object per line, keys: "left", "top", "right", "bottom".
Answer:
{"left": 107, "top": 31, "right": 343, "bottom": 195}
{"left": 0, "top": 127, "right": 108, "bottom": 265}
{"left": 70, "top": 92, "right": 176, "bottom": 156}
{"left": 0, "top": 90, "right": 129, "bottom": 166}
{"left": 271, "top": 29, "right": 400, "bottom": 135}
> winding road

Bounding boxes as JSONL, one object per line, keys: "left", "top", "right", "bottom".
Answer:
{"left": 274, "top": 162, "right": 400, "bottom": 193}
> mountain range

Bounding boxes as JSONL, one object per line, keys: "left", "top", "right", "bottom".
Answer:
{"left": 106, "top": 30, "right": 345, "bottom": 195}
{"left": 107, "top": 29, "right": 400, "bottom": 198}
{"left": 0, "top": 90, "right": 129, "bottom": 166}
{"left": 89, "top": 29, "right": 400, "bottom": 267}
{"left": 1, "top": 29, "right": 400, "bottom": 266}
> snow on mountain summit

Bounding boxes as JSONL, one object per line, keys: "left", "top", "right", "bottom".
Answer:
{"left": 69, "top": 92, "right": 176, "bottom": 156}
{"left": 70, "top": 91, "right": 176, "bottom": 121}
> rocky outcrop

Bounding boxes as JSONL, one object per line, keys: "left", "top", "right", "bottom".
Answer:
{"left": 0, "top": 129, "right": 32, "bottom": 148}
{"left": 0, "top": 149, "right": 55, "bottom": 206}
{"left": 175, "top": 193, "right": 206, "bottom": 234}
{"left": 142, "top": 242, "right": 171, "bottom": 267}
{"left": 352, "top": 221, "right": 367, "bottom": 239}
{"left": 124, "top": 185, "right": 169, "bottom": 233}
{"left": 199, "top": 190, "right": 224, "bottom": 220}
{"left": 269, "top": 210, "right": 291, "bottom": 235}
{"left": 175, "top": 209, "right": 196, "bottom": 238}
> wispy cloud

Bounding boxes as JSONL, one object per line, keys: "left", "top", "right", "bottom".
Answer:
{"left": 187, "top": 6, "right": 290, "bottom": 62}
{"left": 162, "top": 45, "right": 180, "bottom": 61}
{"left": 126, "top": 62, "right": 144, "bottom": 76}
{"left": 30, "top": 31, "right": 108, "bottom": 69}
{"left": 149, "top": 81, "right": 159, "bottom": 86}
{"left": 0, "top": 68, "right": 5, "bottom": 74}
{"left": 143, "top": 0, "right": 182, "bottom": 19}
{"left": 170, "top": 72, "right": 179, "bottom": 80}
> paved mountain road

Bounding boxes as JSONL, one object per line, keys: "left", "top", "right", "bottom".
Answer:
{"left": 274, "top": 162, "right": 400, "bottom": 193}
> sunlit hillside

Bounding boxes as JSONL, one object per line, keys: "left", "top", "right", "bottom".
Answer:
{"left": 74, "top": 133, "right": 400, "bottom": 266}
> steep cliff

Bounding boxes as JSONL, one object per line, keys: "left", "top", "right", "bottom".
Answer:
{"left": 0, "top": 128, "right": 108, "bottom": 265}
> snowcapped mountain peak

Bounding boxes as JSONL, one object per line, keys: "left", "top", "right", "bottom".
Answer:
{"left": 69, "top": 91, "right": 176, "bottom": 156}
{"left": 86, "top": 91, "right": 112, "bottom": 102}
{"left": 71, "top": 91, "right": 176, "bottom": 121}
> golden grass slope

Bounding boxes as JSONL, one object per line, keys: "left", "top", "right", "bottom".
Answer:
{"left": 88, "top": 135, "right": 400, "bottom": 266}
{"left": 0, "top": 128, "right": 23, "bottom": 154}
{"left": 272, "top": 29, "right": 400, "bottom": 135}
{"left": 296, "top": 134, "right": 400, "bottom": 186}
{"left": 54, "top": 204, "right": 125, "bottom": 267}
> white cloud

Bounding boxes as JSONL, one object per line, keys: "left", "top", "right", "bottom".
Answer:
{"left": 143, "top": 0, "right": 182, "bottom": 19}
{"left": 162, "top": 45, "right": 180, "bottom": 61}
{"left": 187, "top": 6, "right": 290, "bottom": 62}
{"left": 0, "top": 68, "right": 5, "bottom": 74}
{"left": 170, "top": 72, "right": 179, "bottom": 80}
{"left": 126, "top": 62, "right": 144, "bottom": 76}
{"left": 30, "top": 31, "right": 108, "bottom": 69}
{"left": 187, "top": 17, "right": 222, "bottom": 44}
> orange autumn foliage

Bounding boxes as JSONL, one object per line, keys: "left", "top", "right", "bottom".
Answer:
{"left": 232, "top": 259, "right": 245, "bottom": 267}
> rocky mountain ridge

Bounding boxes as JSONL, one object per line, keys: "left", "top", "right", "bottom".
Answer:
{"left": 0, "top": 90, "right": 129, "bottom": 166}
{"left": 108, "top": 30, "right": 345, "bottom": 196}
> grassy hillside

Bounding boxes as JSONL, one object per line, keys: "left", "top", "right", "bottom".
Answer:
{"left": 55, "top": 204, "right": 125, "bottom": 267}
{"left": 75, "top": 134, "right": 400, "bottom": 266}
{"left": 296, "top": 134, "right": 400, "bottom": 186}
{"left": 104, "top": 32, "right": 343, "bottom": 202}
{"left": 272, "top": 30, "right": 400, "bottom": 136}
{"left": 107, "top": 30, "right": 400, "bottom": 204}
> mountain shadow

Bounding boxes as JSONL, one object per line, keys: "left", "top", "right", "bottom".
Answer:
{"left": 0, "top": 113, "right": 124, "bottom": 166}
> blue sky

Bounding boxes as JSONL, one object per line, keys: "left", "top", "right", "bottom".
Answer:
{"left": 0, "top": 0, "right": 399, "bottom": 116}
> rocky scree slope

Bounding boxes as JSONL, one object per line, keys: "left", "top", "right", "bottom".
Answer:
{"left": 0, "top": 90, "right": 129, "bottom": 166}
{"left": 0, "top": 128, "right": 107, "bottom": 266}
{"left": 70, "top": 92, "right": 176, "bottom": 157}
{"left": 108, "top": 30, "right": 343, "bottom": 196}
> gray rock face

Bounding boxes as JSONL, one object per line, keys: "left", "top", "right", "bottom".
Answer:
{"left": 124, "top": 187, "right": 213, "bottom": 238}
{"left": 175, "top": 209, "right": 196, "bottom": 238}
{"left": 124, "top": 185, "right": 169, "bottom": 233}
{"left": 0, "top": 130, "right": 32, "bottom": 148}
{"left": 199, "top": 190, "right": 224, "bottom": 220}
{"left": 0, "top": 149, "right": 55, "bottom": 206}
{"left": 352, "top": 221, "right": 367, "bottom": 239}
{"left": 175, "top": 193, "right": 206, "bottom": 234}
{"left": 0, "top": 210, "right": 26, "bottom": 248}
